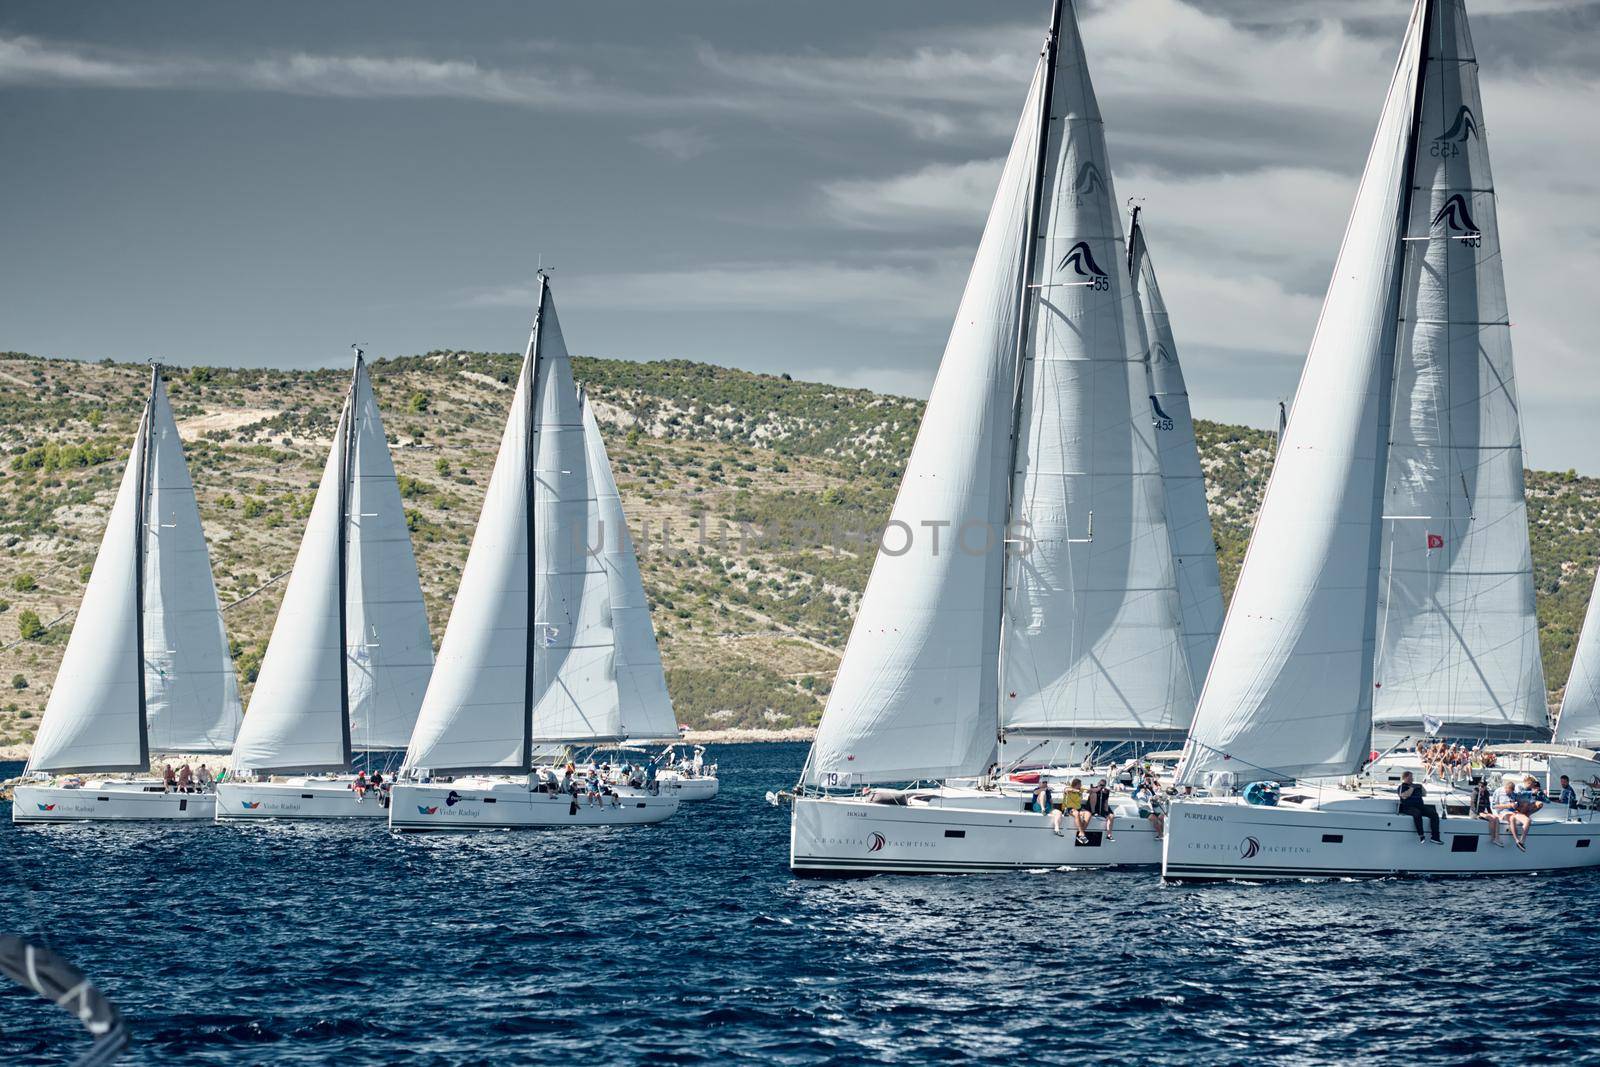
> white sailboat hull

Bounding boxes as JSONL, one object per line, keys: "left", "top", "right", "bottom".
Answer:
{"left": 12, "top": 781, "right": 216, "bottom": 824}
{"left": 1162, "top": 795, "right": 1600, "bottom": 881}
{"left": 387, "top": 779, "right": 678, "bottom": 831}
{"left": 790, "top": 792, "right": 1161, "bottom": 876}
{"left": 214, "top": 779, "right": 388, "bottom": 821}
{"left": 657, "top": 770, "right": 719, "bottom": 801}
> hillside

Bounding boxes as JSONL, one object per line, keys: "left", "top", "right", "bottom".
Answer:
{"left": 1, "top": 350, "right": 1596, "bottom": 755}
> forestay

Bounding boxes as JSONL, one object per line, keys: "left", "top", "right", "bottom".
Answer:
{"left": 140, "top": 375, "right": 242, "bottom": 754}
{"left": 999, "top": 0, "right": 1194, "bottom": 742}
{"left": 581, "top": 395, "right": 678, "bottom": 742}
{"left": 1371, "top": 0, "right": 1546, "bottom": 740}
{"left": 1129, "top": 212, "right": 1224, "bottom": 696}
{"left": 345, "top": 358, "right": 434, "bottom": 750}
{"left": 802, "top": 59, "right": 1043, "bottom": 786}
{"left": 1180, "top": 0, "right": 1429, "bottom": 785}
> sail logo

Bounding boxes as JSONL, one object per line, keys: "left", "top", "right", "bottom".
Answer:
{"left": 36, "top": 803, "right": 55, "bottom": 812}
{"left": 1074, "top": 161, "right": 1107, "bottom": 199}
{"left": 1426, "top": 532, "right": 1444, "bottom": 550}
{"left": 1432, "top": 105, "right": 1478, "bottom": 156}
{"left": 417, "top": 805, "right": 438, "bottom": 815}
{"left": 240, "top": 801, "right": 263, "bottom": 810}
{"left": 1432, "top": 194, "right": 1482, "bottom": 247}
{"left": 867, "top": 831, "right": 886, "bottom": 853}
{"left": 1240, "top": 835, "right": 1261, "bottom": 859}
{"left": 445, "top": 790, "right": 463, "bottom": 807}
{"left": 1150, "top": 396, "right": 1175, "bottom": 432}
{"left": 1058, "top": 241, "right": 1111, "bottom": 291}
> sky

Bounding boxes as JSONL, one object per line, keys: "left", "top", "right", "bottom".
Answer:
{"left": 2, "top": 0, "right": 1598, "bottom": 469}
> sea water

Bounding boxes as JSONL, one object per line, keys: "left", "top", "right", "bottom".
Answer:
{"left": 2, "top": 743, "right": 1597, "bottom": 1065}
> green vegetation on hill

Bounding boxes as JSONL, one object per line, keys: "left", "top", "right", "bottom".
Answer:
{"left": 0, "top": 349, "right": 1595, "bottom": 752}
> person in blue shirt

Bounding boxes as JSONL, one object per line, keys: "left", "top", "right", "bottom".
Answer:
{"left": 1559, "top": 774, "right": 1579, "bottom": 819}
{"left": 1397, "top": 772, "right": 1441, "bottom": 844}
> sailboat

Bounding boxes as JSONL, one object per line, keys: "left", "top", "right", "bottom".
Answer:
{"left": 1162, "top": 0, "right": 1600, "bottom": 880}
{"left": 14, "top": 367, "right": 243, "bottom": 823}
{"left": 783, "top": 0, "right": 1203, "bottom": 875}
{"left": 388, "top": 273, "right": 679, "bottom": 830}
{"left": 216, "top": 351, "right": 434, "bottom": 820}
{"left": 574, "top": 394, "right": 719, "bottom": 800}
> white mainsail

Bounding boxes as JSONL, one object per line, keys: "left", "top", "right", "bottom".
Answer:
{"left": 527, "top": 309, "right": 617, "bottom": 744}
{"left": 1371, "top": 0, "right": 1546, "bottom": 741}
{"left": 581, "top": 394, "right": 678, "bottom": 742}
{"left": 1557, "top": 570, "right": 1600, "bottom": 747}
{"left": 345, "top": 358, "right": 435, "bottom": 750}
{"left": 1129, "top": 210, "right": 1224, "bottom": 695}
{"left": 404, "top": 276, "right": 617, "bottom": 773}
{"left": 140, "top": 374, "right": 242, "bottom": 753}
{"left": 231, "top": 354, "right": 433, "bottom": 773}
{"left": 802, "top": 60, "right": 1042, "bottom": 786}
{"left": 26, "top": 405, "right": 149, "bottom": 773}
{"left": 997, "top": 2, "right": 1194, "bottom": 742}
{"left": 1180, "top": 0, "right": 1430, "bottom": 784}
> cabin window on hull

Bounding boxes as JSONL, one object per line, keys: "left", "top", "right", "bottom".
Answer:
{"left": 1074, "top": 832, "right": 1103, "bottom": 848}
{"left": 1450, "top": 836, "right": 1478, "bottom": 853}
{"left": 1321, "top": 834, "right": 1343, "bottom": 843}
{"left": 944, "top": 830, "right": 966, "bottom": 839}
{"left": 483, "top": 798, "right": 497, "bottom": 804}
{"left": 301, "top": 794, "right": 315, "bottom": 799}
{"left": 178, "top": 799, "right": 188, "bottom": 812}
{"left": 1579, "top": 840, "right": 1592, "bottom": 848}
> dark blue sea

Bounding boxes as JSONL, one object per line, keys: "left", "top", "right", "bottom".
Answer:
{"left": 3, "top": 742, "right": 1598, "bottom": 1065}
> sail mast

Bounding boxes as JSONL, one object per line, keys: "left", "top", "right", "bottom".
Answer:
{"left": 337, "top": 349, "right": 360, "bottom": 767}
{"left": 134, "top": 365, "right": 157, "bottom": 771}
{"left": 521, "top": 271, "right": 550, "bottom": 774}
{"left": 996, "top": 0, "right": 1064, "bottom": 746}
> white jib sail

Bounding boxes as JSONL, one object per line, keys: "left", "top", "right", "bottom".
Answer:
{"left": 803, "top": 60, "right": 1043, "bottom": 787}
{"left": 1130, "top": 214, "right": 1225, "bottom": 696}
{"left": 1372, "top": 0, "right": 1546, "bottom": 740}
{"left": 27, "top": 407, "right": 149, "bottom": 773}
{"left": 345, "top": 358, "right": 434, "bottom": 750}
{"left": 581, "top": 395, "right": 677, "bottom": 742}
{"left": 403, "top": 341, "right": 535, "bottom": 773}
{"left": 527, "top": 300, "right": 618, "bottom": 743}
{"left": 230, "top": 405, "right": 350, "bottom": 773}
{"left": 1556, "top": 568, "right": 1600, "bottom": 747}
{"left": 1001, "top": 0, "right": 1194, "bottom": 741}
{"left": 1180, "top": 0, "right": 1428, "bottom": 785}
{"left": 142, "top": 375, "right": 242, "bottom": 754}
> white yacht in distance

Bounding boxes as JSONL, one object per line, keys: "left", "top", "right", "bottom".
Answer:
{"left": 388, "top": 274, "right": 678, "bottom": 830}
{"left": 14, "top": 367, "right": 242, "bottom": 823}
{"left": 1163, "top": 0, "right": 1600, "bottom": 881}
{"left": 782, "top": 0, "right": 1212, "bottom": 875}
{"left": 217, "top": 351, "right": 434, "bottom": 821}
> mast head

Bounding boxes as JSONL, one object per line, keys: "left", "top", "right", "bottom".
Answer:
{"left": 350, "top": 342, "right": 366, "bottom": 366}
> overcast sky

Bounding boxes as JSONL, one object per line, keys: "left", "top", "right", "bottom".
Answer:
{"left": 3, "top": 0, "right": 1598, "bottom": 468}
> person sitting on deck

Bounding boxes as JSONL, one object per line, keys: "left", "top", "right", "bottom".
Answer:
{"left": 1031, "top": 779, "right": 1054, "bottom": 816}
{"left": 1559, "top": 775, "right": 1579, "bottom": 819}
{"left": 1470, "top": 779, "right": 1502, "bottom": 846}
{"left": 162, "top": 764, "right": 177, "bottom": 792}
{"left": 370, "top": 770, "right": 385, "bottom": 798}
{"left": 1134, "top": 770, "right": 1166, "bottom": 840}
{"left": 1397, "top": 772, "right": 1441, "bottom": 845}
{"left": 1494, "top": 780, "right": 1528, "bottom": 851}
{"left": 1063, "top": 778, "right": 1089, "bottom": 845}
{"left": 1521, "top": 776, "right": 1547, "bottom": 820}
{"left": 352, "top": 770, "right": 369, "bottom": 801}
{"left": 586, "top": 774, "right": 603, "bottom": 807}
{"left": 1086, "top": 779, "right": 1115, "bottom": 841}
{"left": 177, "top": 764, "right": 194, "bottom": 793}
{"left": 195, "top": 764, "right": 213, "bottom": 792}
